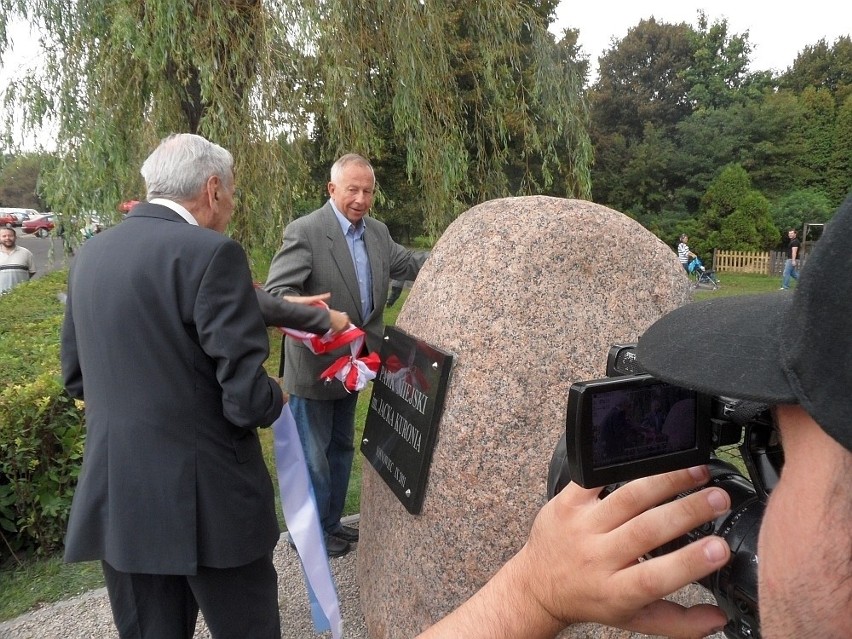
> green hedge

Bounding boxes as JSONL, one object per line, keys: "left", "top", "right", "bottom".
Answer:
{"left": 0, "top": 272, "right": 85, "bottom": 564}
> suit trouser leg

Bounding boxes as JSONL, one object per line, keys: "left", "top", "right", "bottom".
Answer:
{"left": 102, "top": 553, "right": 280, "bottom": 639}
{"left": 188, "top": 552, "right": 280, "bottom": 638}
{"left": 102, "top": 560, "right": 199, "bottom": 639}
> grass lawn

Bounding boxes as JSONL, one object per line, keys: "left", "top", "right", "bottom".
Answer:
{"left": 692, "top": 270, "right": 785, "bottom": 300}
{"left": 0, "top": 272, "right": 778, "bottom": 621}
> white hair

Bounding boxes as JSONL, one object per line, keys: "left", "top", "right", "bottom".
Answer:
{"left": 330, "top": 153, "right": 375, "bottom": 186}
{"left": 140, "top": 133, "right": 233, "bottom": 201}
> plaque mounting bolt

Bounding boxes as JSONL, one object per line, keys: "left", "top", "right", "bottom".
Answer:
{"left": 432, "top": 362, "right": 438, "bottom": 369}
{"left": 362, "top": 438, "right": 369, "bottom": 444}
{"left": 384, "top": 335, "right": 389, "bottom": 341}
{"left": 405, "top": 489, "right": 412, "bottom": 497}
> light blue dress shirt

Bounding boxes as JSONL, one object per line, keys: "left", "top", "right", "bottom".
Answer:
{"left": 330, "top": 201, "right": 373, "bottom": 320}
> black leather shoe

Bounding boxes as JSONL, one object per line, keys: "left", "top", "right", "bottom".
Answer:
{"left": 324, "top": 534, "right": 351, "bottom": 557}
{"left": 330, "top": 524, "right": 359, "bottom": 543}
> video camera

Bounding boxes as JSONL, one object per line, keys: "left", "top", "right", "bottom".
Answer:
{"left": 547, "top": 345, "right": 785, "bottom": 639}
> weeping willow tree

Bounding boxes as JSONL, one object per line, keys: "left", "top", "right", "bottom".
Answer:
{"left": 301, "top": 0, "right": 593, "bottom": 237}
{"left": 0, "top": 0, "right": 591, "bottom": 248}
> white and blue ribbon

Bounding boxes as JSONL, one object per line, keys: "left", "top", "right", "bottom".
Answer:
{"left": 272, "top": 404, "right": 343, "bottom": 639}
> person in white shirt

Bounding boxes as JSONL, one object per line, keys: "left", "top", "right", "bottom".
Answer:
{"left": 0, "top": 227, "right": 36, "bottom": 293}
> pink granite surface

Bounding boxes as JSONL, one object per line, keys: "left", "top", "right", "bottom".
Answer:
{"left": 357, "top": 196, "right": 712, "bottom": 638}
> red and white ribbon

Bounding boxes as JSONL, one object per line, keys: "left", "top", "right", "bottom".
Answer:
{"left": 319, "top": 350, "right": 381, "bottom": 392}
{"left": 274, "top": 306, "right": 380, "bottom": 392}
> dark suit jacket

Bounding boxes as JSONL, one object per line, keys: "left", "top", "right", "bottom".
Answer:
{"left": 265, "top": 202, "right": 425, "bottom": 399}
{"left": 61, "top": 202, "right": 284, "bottom": 575}
{"left": 255, "top": 286, "right": 329, "bottom": 334}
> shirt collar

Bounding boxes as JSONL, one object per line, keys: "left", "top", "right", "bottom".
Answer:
{"left": 330, "top": 199, "right": 364, "bottom": 236}
{"left": 149, "top": 198, "right": 199, "bottom": 226}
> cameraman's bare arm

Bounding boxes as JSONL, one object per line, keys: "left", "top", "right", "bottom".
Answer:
{"left": 418, "top": 466, "right": 731, "bottom": 639}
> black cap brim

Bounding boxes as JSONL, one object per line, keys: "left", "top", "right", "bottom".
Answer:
{"left": 637, "top": 293, "right": 798, "bottom": 404}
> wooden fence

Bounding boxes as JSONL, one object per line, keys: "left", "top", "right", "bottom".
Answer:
{"left": 713, "top": 250, "right": 795, "bottom": 275}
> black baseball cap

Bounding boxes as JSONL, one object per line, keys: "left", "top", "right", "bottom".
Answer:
{"left": 637, "top": 193, "right": 852, "bottom": 453}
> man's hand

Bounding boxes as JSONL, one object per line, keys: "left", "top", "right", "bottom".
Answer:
{"left": 276, "top": 291, "right": 349, "bottom": 334}
{"left": 274, "top": 378, "right": 289, "bottom": 404}
{"left": 419, "top": 465, "right": 731, "bottom": 639}
{"left": 329, "top": 309, "right": 350, "bottom": 334}
{"left": 282, "top": 292, "right": 331, "bottom": 306}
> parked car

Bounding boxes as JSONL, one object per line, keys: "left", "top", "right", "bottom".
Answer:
{"left": 0, "top": 208, "right": 38, "bottom": 227}
{"left": 22, "top": 214, "right": 56, "bottom": 237}
{"left": 12, "top": 212, "right": 32, "bottom": 226}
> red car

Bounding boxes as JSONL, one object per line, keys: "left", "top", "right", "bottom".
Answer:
{"left": 0, "top": 208, "right": 37, "bottom": 227}
{"left": 22, "top": 214, "right": 56, "bottom": 237}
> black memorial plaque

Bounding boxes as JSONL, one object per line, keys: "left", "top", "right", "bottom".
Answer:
{"left": 361, "top": 326, "right": 454, "bottom": 514}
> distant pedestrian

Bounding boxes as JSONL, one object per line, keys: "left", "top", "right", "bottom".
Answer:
{"left": 0, "top": 227, "right": 35, "bottom": 293}
{"left": 676, "top": 234, "right": 696, "bottom": 272}
{"left": 780, "top": 228, "right": 801, "bottom": 290}
{"left": 641, "top": 399, "right": 666, "bottom": 436}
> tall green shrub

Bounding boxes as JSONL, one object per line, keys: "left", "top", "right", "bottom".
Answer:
{"left": 0, "top": 271, "right": 85, "bottom": 563}
{"left": 0, "top": 375, "right": 84, "bottom": 561}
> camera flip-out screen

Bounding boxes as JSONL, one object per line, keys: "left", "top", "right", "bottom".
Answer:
{"left": 566, "top": 375, "right": 712, "bottom": 488}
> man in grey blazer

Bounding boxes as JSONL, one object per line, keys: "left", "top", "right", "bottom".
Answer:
{"left": 265, "top": 153, "right": 426, "bottom": 556}
{"left": 61, "top": 133, "right": 329, "bottom": 638}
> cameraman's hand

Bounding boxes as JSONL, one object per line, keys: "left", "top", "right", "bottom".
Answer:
{"left": 518, "top": 464, "right": 731, "bottom": 637}
{"left": 419, "top": 465, "right": 731, "bottom": 639}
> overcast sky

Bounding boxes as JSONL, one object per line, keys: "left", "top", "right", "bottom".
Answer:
{"left": 550, "top": 1, "right": 851, "bottom": 79}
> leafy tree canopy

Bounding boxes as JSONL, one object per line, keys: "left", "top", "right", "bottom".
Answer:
{"left": 772, "top": 188, "right": 835, "bottom": 238}
{"left": 699, "top": 163, "right": 778, "bottom": 252}
{"left": 780, "top": 36, "right": 852, "bottom": 105}
{"left": 591, "top": 17, "right": 696, "bottom": 141}
{"left": 683, "top": 12, "right": 767, "bottom": 109}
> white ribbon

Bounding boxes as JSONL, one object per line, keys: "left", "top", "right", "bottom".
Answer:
{"left": 272, "top": 404, "right": 343, "bottom": 639}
